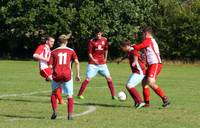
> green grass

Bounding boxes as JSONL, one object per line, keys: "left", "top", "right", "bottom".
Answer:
{"left": 0, "top": 60, "right": 200, "bottom": 128}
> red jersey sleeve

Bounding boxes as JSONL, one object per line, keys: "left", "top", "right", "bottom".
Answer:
{"left": 133, "top": 38, "right": 151, "bottom": 50}
{"left": 48, "top": 52, "right": 54, "bottom": 65}
{"left": 34, "top": 45, "right": 44, "bottom": 55}
{"left": 130, "top": 50, "right": 140, "bottom": 57}
{"left": 72, "top": 51, "right": 78, "bottom": 60}
{"left": 88, "top": 40, "right": 93, "bottom": 54}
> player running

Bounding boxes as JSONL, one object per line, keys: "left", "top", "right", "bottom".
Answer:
{"left": 33, "top": 37, "right": 64, "bottom": 105}
{"left": 133, "top": 27, "right": 170, "bottom": 107}
{"left": 49, "top": 34, "right": 81, "bottom": 120}
{"left": 77, "top": 27, "right": 117, "bottom": 100}
{"left": 120, "top": 40, "right": 146, "bottom": 109}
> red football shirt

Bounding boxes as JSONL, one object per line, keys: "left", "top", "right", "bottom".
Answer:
{"left": 128, "top": 48, "right": 146, "bottom": 75}
{"left": 88, "top": 37, "right": 108, "bottom": 64}
{"left": 133, "top": 38, "right": 162, "bottom": 65}
{"left": 49, "top": 47, "right": 78, "bottom": 82}
{"left": 34, "top": 44, "right": 51, "bottom": 70}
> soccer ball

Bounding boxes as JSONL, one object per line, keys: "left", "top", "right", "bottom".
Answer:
{"left": 117, "top": 91, "right": 127, "bottom": 101}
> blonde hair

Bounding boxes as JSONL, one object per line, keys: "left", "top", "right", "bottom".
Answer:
{"left": 58, "top": 33, "right": 72, "bottom": 44}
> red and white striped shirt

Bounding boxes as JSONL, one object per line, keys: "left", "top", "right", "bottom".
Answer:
{"left": 133, "top": 37, "right": 161, "bottom": 65}
{"left": 34, "top": 44, "right": 51, "bottom": 70}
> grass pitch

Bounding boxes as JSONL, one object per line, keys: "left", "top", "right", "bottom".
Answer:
{"left": 0, "top": 61, "right": 200, "bottom": 128}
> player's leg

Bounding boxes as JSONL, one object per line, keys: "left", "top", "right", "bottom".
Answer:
{"left": 50, "top": 80, "right": 61, "bottom": 120}
{"left": 77, "top": 64, "right": 98, "bottom": 99}
{"left": 40, "top": 68, "right": 52, "bottom": 81}
{"left": 147, "top": 64, "right": 170, "bottom": 107}
{"left": 126, "top": 73, "right": 145, "bottom": 109}
{"left": 41, "top": 68, "right": 64, "bottom": 104}
{"left": 62, "top": 79, "right": 74, "bottom": 120}
{"left": 99, "top": 64, "right": 117, "bottom": 100}
{"left": 56, "top": 86, "right": 65, "bottom": 105}
{"left": 142, "top": 78, "right": 150, "bottom": 107}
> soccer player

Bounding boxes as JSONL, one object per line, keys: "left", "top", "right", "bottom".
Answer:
{"left": 133, "top": 26, "right": 170, "bottom": 107}
{"left": 120, "top": 40, "right": 146, "bottom": 109}
{"left": 33, "top": 37, "right": 64, "bottom": 105}
{"left": 77, "top": 27, "right": 117, "bottom": 100}
{"left": 49, "top": 34, "right": 81, "bottom": 120}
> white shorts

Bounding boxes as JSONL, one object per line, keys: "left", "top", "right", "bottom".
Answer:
{"left": 126, "top": 73, "right": 144, "bottom": 89}
{"left": 52, "top": 79, "right": 73, "bottom": 96}
{"left": 86, "top": 64, "right": 111, "bottom": 79}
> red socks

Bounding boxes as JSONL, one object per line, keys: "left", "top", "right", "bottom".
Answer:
{"left": 143, "top": 86, "right": 150, "bottom": 104}
{"left": 107, "top": 80, "right": 115, "bottom": 97}
{"left": 77, "top": 79, "right": 89, "bottom": 96}
{"left": 68, "top": 98, "right": 73, "bottom": 115}
{"left": 56, "top": 86, "right": 63, "bottom": 102}
{"left": 128, "top": 87, "right": 143, "bottom": 104}
{"left": 51, "top": 93, "right": 57, "bottom": 111}
{"left": 154, "top": 87, "right": 165, "bottom": 99}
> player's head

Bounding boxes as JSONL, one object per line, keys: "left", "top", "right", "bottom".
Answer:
{"left": 58, "top": 33, "right": 72, "bottom": 45}
{"left": 94, "top": 27, "right": 103, "bottom": 40}
{"left": 46, "top": 37, "right": 55, "bottom": 48}
{"left": 142, "top": 26, "right": 153, "bottom": 39}
{"left": 120, "top": 40, "right": 131, "bottom": 52}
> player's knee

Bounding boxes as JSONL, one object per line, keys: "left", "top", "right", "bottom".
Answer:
{"left": 142, "top": 78, "right": 148, "bottom": 86}
{"left": 126, "top": 84, "right": 135, "bottom": 89}
{"left": 148, "top": 78, "right": 156, "bottom": 87}
{"left": 47, "top": 75, "right": 52, "bottom": 81}
{"left": 86, "top": 77, "right": 91, "bottom": 81}
{"left": 52, "top": 89, "right": 58, "bottom": 94}
{"left": 68, "top": 95, "right": 73, "bottom": 98}
{"left": 106, "top": 76, "right": 112, "bottom": 82}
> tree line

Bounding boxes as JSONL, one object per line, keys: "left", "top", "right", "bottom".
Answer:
{"left": 0, "top": 0, "right": 199, "bottom": 61}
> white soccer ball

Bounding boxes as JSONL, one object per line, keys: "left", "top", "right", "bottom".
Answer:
{"left": 118, "top": 91, "right": 127, "bottom": 101}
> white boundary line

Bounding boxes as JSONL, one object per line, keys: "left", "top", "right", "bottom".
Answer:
{"left": 0, "top": 85, "right": 121, "bottom": 98}
{"left": 0, "top": 86, "right": 121, "bottom": 121}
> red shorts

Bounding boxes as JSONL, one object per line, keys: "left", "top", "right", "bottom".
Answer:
{"left": 40, "top": 68, "right": 52, "bottom": 79}
{"left": 147, "top": 63, "right": 162, "bottom": 79}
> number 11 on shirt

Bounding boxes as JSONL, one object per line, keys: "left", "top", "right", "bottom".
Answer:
{"left": 58, "top": 53, "right": 67, "bottom": 65}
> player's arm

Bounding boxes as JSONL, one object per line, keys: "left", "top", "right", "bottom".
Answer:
{"left": 104, "top": 50, "right": 108, "bottom": 63}
{"left": 104, "top": 38, "right": 109, "bottom": 63}
{"left": 131, "top": 50, "right": 140, "bottom": 67}
{"left": 74, "top": 59, "right": 81, "bottom": 82}
{"left": 33, "top": 45, "right": 49, "bottom": 62}
{"left": 132, "top": 55, "right": 138, "bottom": 67}
{"left": 88, "top": 41, "right": 99, "bottom": 64}
{"left": 33, "top": 54, "right": 49, "bottom": 62}
{"left": 117, "top": 54, "right": 128, "bottom": 64}
{"left": 133, "top": 39, "right": 151, "bottom": 51}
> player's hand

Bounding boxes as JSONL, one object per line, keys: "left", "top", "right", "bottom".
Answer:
{"left": 93, "top": 59, "right": 99, "bottom": 65}
{"left": 117, "top": 60, "right": 121, "bottom": 64}
{"left": 104, "top": 59, "right": 107, "bottom": 63}
{"left": 132, "top": 62, "right": 136, "bottom": 67}
{"left": 75, "top": 76, "right": 81, "bottom": 82}
{"left": 43, "top": 58, "right": 49, "bottom": 62}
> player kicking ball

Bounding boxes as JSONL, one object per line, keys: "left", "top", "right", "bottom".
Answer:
{"left": 48, "top": 34, "right": 81, "bottom": 120}
{"left": 120, "top": 40, "right": 146, "bottom": 109}
{"left": 133, "top": 26, "right": 170, "bottom": 107}
{"left": 77, "top": 27, "right": 117, "bottom": 100}
{"left": 33, "top": 37, "right": 64, "bottom": 105}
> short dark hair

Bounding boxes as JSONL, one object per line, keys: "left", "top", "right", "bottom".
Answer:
{"left": 94, "top": 27, "right": 102, "bottom": 34}
{"left": 120, "top": 39, "right": 131, "bottom": 47}
{"left": 46, "top": 36, "right": 54, "bottom": 41}
{"left": 142, "top": 26, "right": 153, "bottom": 34}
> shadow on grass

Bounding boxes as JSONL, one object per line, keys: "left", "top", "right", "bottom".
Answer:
{"left": 75, "top": 102, "right": 131, "bottom": 108}
{"left": 0, "top": 98, "right": 49, "bottom": 104}
{"left": 0, "top": 114, "right": 46, "bottom": 120}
